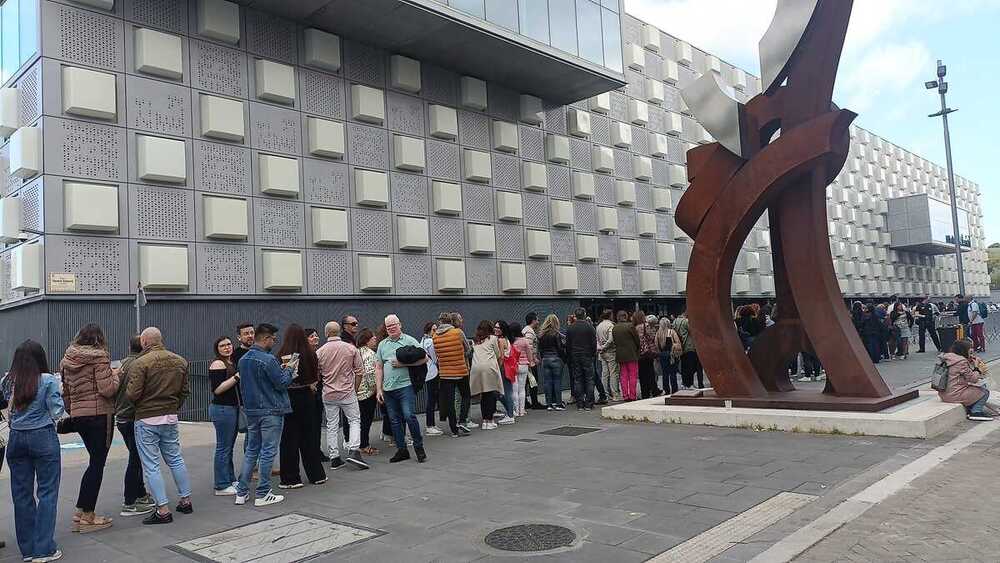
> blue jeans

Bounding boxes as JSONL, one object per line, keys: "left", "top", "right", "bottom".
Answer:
{"left": 238, "top": 414, "right": 283, "bottom": 499}
{"left": 970, "top": 388, "right": 990, "bottom": 415}
{"left": 7, "top": 426, "right": 61, "bottom": 560}
{"left": 135, "top": 420, "right": 192, "bottom": 507}
{"left": 540, "top": 356, "right": 564, "bottom": 405}
{"left": 384, "top": 385, "right": 423, "bottom": 450}
{"left": 500, "top": 376, "right": 515, "bottom": 417}
{"left": 209, "top": 404, "right": 239, "bottom": 490}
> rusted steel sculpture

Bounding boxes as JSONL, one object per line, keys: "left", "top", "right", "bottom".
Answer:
{"left": 667, "top": 0, "right": 917, "bottom": 411}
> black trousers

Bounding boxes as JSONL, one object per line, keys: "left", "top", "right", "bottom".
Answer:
{"left": 75, "top": 415, "right": 110, "bottom": 512}
{"left": 358, "top": 395, "right": 377, "bottom": 449}
{"left": 918, "top": 321, "right": 941, "bottom": 352}
{"left": 481, "top": 391, "right": 497, "bottom": 421}
{"left": 458, "top": 378, "right": 471, "bottom": 423}
{"left": 280, "top": 389, "right": 327, "bottom": 485}
{"left": 571, "top": 359, "right": 596, "bottom": 407}
{"left": 116, "top": 421, "right": 148, "bottom": 505}
{"left": 638, "top": 358, "right": 658, "bottom": 398}
{"left": 680, "top": 351, "right": 704, "bottom": 388}
{"left": 438, "top": 378, "right": 470, "bottom": 433}
{"left": 801, "top": 352, "right": 822, "bottom": 377}
{"left": 592, "top": 357, "right": 607, "bottom": 400}
{"left": 425, "top": 378, "right": 439, "bottom": 427}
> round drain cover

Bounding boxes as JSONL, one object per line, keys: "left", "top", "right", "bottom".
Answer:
{"left": 484, "top": 524, "right": 577, "bottom": 553}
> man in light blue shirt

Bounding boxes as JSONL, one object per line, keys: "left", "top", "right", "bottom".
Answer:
{"left": 375, "top": 314, "right": 427, "bottom": 464}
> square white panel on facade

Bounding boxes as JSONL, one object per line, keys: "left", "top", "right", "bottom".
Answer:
{"left": 652, "top": 188, "right": 672, "bottom": 211}
{"left": 397, "top": 216, "right": 429, "bottom": 251}
{"left": 10, "top": 243, "right": 41, "bottom": 291}
{"left": 526, "top": 229, "right": 551, "bottom": 258}
{"left": 500, "top": 262, "right": 526, "bottom": 293}
{"left": 258, "top": 154, "right": 298, "bottom": 196}
{"left": 390, "top": 55, "right": 421, "bottom": 92}
{"left": 255, "top": 59, "right": 296, "bottom": 105}
{"left": 572, "top": 171, "right": 594, "bottom": 200}
{"left": 663, "top": 59, "right": 679, "bottom": 84}
{"left": 633, "top": 156, "right": 652, "bottom": 181}
{"left": 589, "top": 92, "right": 611, "bottom": 114}
{"left": 139, "top": 244, "right": 188, "bottom": 289}
{"left": 593, "top": 146, "right": 614, "bottom": 173}
{"left": 428, "top": 104, "right": 458, "bottom": 139}
{"left": 311, "top": 207, "right": 348, "bottom": 246}
{"left": 200, "top": 95, "right": 245, "bottom": 142}
{"left": 674, "top": 40, "right": 693, "bottom": 66}
{"left": 636, "top": 212, "right": 656, "bottom": 237}
{"left": 467, "top": 223, "right": 496, "bottom": 255}
{"left": 493, "top": 120, "right": 519, "bottom": 152}
{"left": 577, "top": 234, "right": 598, "bottom": 261}
{"left": 554, "top": 265, "right": 578, "bottom": 294}
{"left": 262, "top": 250, "right": 303, "bottom": 290}
{"left": 567, "top": 108, "right": 591, "bottom": 137}
{"left": 668, "top": 163, "right": 688, "bottom": 188}
{"left": 9, "top": 127, "right": 41, "bottom": 179}
{"left": 0, "top": 88, "right": 17, "bottom": 137}
{"left": 706, "top": 55, "right": 722, "bottom": 74}
{"left": 640, "top": 269, "right": 659, "bottom": 294}
{"left": 463, "top": 149, "right": 491, "bottom": 183}
{"left": 197, "top": 0, "right": 240, "bottom": 44}
{"left": 359, "top": 255, "right": 392, "bottom": 291}
{"left": 732, "top": 68, "right": 747, "bottom": 90}
{"left": 62, "top": 66, "right": 117, "bottom": 120}
{"left": 460, "top": 76, "right": 487, "bottom": 110}
{"left": 550, "top": 200, "right": 573, "bottom": 228}
{"left": 0, "top": 197, "right": 22, "bottom": 242}
{"left": 137, "top": 135, "right": 186, "bottom": 183}
{"left": 601, "top": 267, "right": 623, "bottom": 293}
{"left": 676, "top": 270, "right": 688, "bottom": 293}
{"left": 665, "top": 112, "right": 683, "bottom": 136}
{"left": 657, "top": 242, "right": 675, "bottom": 265}
{"left": 355, "top": 169, "right": 388, "bottom": 207}
{"left": 650, "top": 133, "right": 668, "bottom": 158}
{"left": 629, "top": 99, "right": 649, "bottom": 126}
{"left": 615, "top": 180, "right": 636, "bottom": 206}
{"left": 436, "top": 259, "right": 466, "bottom": 292}
{"left": 697, "top": 125, "right": 713, "bottom": 144}
{"left": 307, "top": 117, "right": 345, "bottom": 158}
{"left": 496, "top": 191, "right": 522, "bottom": 222}
{"left": 545, "top": 134, "right": 570, "bottom": 164}
{"left": 64, "top": 182, "right": 119, "bottom": 232}
{"left": 646, "top": 79, "right": 664, "bottom": 104}
{"left": 733, "top": 273, "right": 750, "bottom": 294}
{"left": 519, "top": 95, "right": 543, "bottom": 124}
{"left": 350, "top": 84, "right": 385, "bottom": 125}
{"left": 625, "top": 43, "right": 644, "bottom": 71}
{"left": 611, "top": 121, "right": 632, "bottom": 148}
{"left": 203, "top": 195, "right": 247, "bottom": 239}
{"left": 393, "top": 135, "right": 425, "bottom": 172}
{"left": 761, "top": 275, "right": 775, "bottom": 294}
{"left": 641, "top": 25, "right": 661, "bottom": 52}
{"left": 597, "top": 207, "right": 618, "bottom": 233}
{"left": 523, "top": 161, "right": 547, "bottom": 191}
{"left": 134, "top": 28, "right": 183, "bottom": 80}
{"left": 620, "top": 239, "right": 639, "bottom": 264}
{"left": 432, "top": 181, "right": 462, "bottom": 215}
{"left": 303, "top": 28, "right": 341, "bottom": 71}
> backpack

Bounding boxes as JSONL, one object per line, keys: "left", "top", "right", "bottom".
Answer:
{"left": 931, "top": 359, "right": 949, "bottom": 392}
{"left": 502, "top": 342, "right": 521, "bottom": 382}
{"left": 979, "top": 302, "right": 989, "bottom": 319}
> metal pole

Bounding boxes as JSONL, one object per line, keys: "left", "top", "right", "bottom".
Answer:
{"left": 934, "top": 69, "right": 966, "bottom": 296}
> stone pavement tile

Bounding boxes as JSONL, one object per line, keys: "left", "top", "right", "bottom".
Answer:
{"left": 617, "top": 531, "right": 686, "bottom": 554}
{"left": 570, "top": 520, "right": 645, "bottom": 547}
{"left": 612, "top": 497, "right": 699, "bottom": 519}
{"left": 557, "top": 504, "right": 646, "bottom": 526}
{"left": 626, "top": 512, "right": 718, "bottom": 539}
{"left": 676, "top": 486, "right": 781, "bottom": 513}
{"left": 616, "top": 484, "right": 707, "bottom": 503}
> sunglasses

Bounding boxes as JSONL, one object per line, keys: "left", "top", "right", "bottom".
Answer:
{"left": 345, "top": 321, "right": 359, "bottom": 326}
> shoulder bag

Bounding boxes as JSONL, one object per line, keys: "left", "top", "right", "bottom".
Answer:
{"left": 930, "top": 359, "right": 949, "bottom": 392}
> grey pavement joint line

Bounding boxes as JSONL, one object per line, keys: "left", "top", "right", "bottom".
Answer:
{"left": 748, "top": 420, "right": 1000, "bottom": 563}
{"left": 646, "top": 491, "right": 816, "bottom": 563}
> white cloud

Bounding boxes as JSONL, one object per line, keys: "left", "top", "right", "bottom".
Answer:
{"left": 837, "top": 41, "right": 933, "bottom": 114}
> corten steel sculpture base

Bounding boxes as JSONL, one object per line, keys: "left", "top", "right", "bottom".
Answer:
{"left": 666, "top": 0, "right": 917, "bottom": 411}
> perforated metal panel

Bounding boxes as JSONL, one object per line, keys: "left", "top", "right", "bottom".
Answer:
{"left": 618, "top": 209, "right": 637, "bottom": 237}
{"left": 594, "top": 174, "right": 615, "bottom": 205}
{"left": 625, "top": 69, "right": 645, "bottom": 100}
{"left": 598, "top": 234, "right": 619, "bottom": 264}
{"left": 633, "top": 128, "right": 649, "bottom": 155}
{"left": 622, "top": 15, "right": 641, "bottom": 45}
{"left": 550, "top": 229, "right": 575, "bottom": 263}
{"left": 250, "top": 103, "right": 301, "bottom": 155}
{"left": 591, "top": 114, "right": 610, "bottom": 146}
{"left": 197, "top": 243, "right": 254, "bottom": 294}
{"left": 646, "top": 52, "right": 663, "bottom": 81}
{"left": 347, "top": 123, "right": 389, "bottom": 169}
{"left": 132, "top": 185, "right": 195, "bottom": 240}
{"left": 622, "top": 265, "right": 639, "bottom": 294}
{"left": 466, "top": 257, "right": 498, "bottom": 295}
{"left": 578, "top": 263, "right": 600, "bottom": 295}
{"left": 526, "top": 261, "right": 552, "bottom": 294}
{"left": 390, "top": 172, "right": 428, "bottom": 215}
{"left": 425, "top": 139, "right": 460, "bottom": 181}
{"left": 610, "top": 91, "right": 627, "bottom": 122}
{"left": 656, "top": 214, "right": 674, "bottom": 240}
{"left": 675, "top": 241, "right": 692, "bottom": 269}
{"left": 652, "top": 159, "right": 668, "bottom": 187}
{"left": 462, "top": 183, "right": 493, "bottom": 222}
{"left": 254, "top": 198, "right": 305, "bottom": 247}
{"left": 15, "top": 63, "right": 42, "bottom": 127}
{"left": 194, "top": 141, "right": 251, "bottom": 196}
{"left": 394, "top": 254, "right": 433, "bottom": 295}
{"left": 351, "top": 209, "right": 392, "bottom": 252}
{"left": 48, "top": 235, "right": 128, "bottom": 293}
{"left": 343, "top": 40, "right": 386, "bottom": 87}
{"left": 307, "top": 249, "right": 354, "bottom": 294}
{"left": 45, "top": 117, "right": 126, "bottom": 181}
{"left": 49, "top": 3, "right": 124, "bottom": 71}
{"left": 300, "top": 69, "right": 345, "bottom": 119}
{"left": 495, "top": 223, "right": 523, "bottom": 260}
{"left": 614, "top": 149, "right": 632, "bottom": 178}
{"left": 522, "top": 193, "right": 548, "bottom": 228}
{"left": 430, "top": 216, "right": 464, "bottom": 257}
{"left": 543, "top": 104, "right": 565, "bottom": 134}
{"left": 636, "top": 183, "right": 652, "bottom": 210}
{"left": 574, "top": 201, "right": 596, "bottom": 233}
{"left": 659, "top": 265, "right": 676, "bottom": 294}
{"left": 667, "top": 137, "right": 686, "bottom": 164}
{"left": 459, "top": 111, "right": 490, "bottom": 150}
{"left": 420, "top": 64, "right": 458, "bottom": 105}
{"left": 647, "top": 106, "right": 664, "bottom": 134}
{"left": 0, "top": 145, "right": 22, "bottom": 196}
{"left": 245, "top": 10, "right": 297, "bottom": 63}
{"left": 387, "top": 92, "right": 425, "bottom": 137}
{"left": 486, "top": 83, "right": 518, "bottom": 122}
{"left": 547, "top": 165, "right": 570, "bottom": 200}
{"left": 492, "top": 153, "right": 520, "bottom": 190}
{"left": 17, "top": 181, "right": 43, "bottom": 232}
{"left": 519, "top": 126, "right": 543, "bottom": 162}
{"left": 190, "top": 39, "right": 248, "bottom": 98}
{"left": 569, "top": 139, "right": 592, "bottom": 171}
{"left": 126, "top": 0, "right": 188, "bottom": 33}
{"left": 639, "top": 239, "right": 656, "bottom": 267}
{"left": 126, "top": 75, "right": 191, "bottom": 136}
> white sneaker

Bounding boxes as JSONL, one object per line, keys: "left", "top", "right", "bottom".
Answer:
{"left": 498, "top": 416, "right": 516, "bottom": 425}
{"left": 481, "top": 421, "right": 490, "bottom": 430}
{"left": 254, "top": 492, "right": 285, "bottom": 507}
{"left": 425, "top": 426, "right": 444, "bottom": 436}
{"left": 487, "top": 422, "right": 498, "bottom": 430}
{"left": 32, "top": 550, "right": 63, "bottom": 563}
{"left": 214, "top": 485, "right": 237, "bottom": 496}
{"left": 234, "top": 494, "right": 248, "bottom": 505}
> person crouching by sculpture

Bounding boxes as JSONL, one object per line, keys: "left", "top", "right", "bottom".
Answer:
{"left": 937, "top": 339, "right": 993, "bottom": 421}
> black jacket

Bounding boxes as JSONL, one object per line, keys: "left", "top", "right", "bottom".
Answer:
{"left": 566, "top": 321, "right": 597, "bottom": 363}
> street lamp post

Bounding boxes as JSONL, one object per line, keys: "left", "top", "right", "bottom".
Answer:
{"left": 925, "top": 59, "right": 965, "bottom": 296}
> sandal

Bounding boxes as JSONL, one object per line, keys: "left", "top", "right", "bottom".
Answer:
{"left": 77, "top": 513, "right": 113, "bottom": 533}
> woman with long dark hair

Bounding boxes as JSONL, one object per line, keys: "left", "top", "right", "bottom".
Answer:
{"left": 356, "top": 328, "right": 380, "bottom": 455}
{"left": 276, "top": 324, "right": 327, "bottom": 488}
{"left": 60, "top": 323, "right": 117, "bottom": 533}
{"left": 3, "top": 340, "right": 65, "bottom": 562}
{"left": 470, "top": 320, "right": 503, "bottom": 429}
{"left": 208, "top": 336, "right": 241, "bottom": 495}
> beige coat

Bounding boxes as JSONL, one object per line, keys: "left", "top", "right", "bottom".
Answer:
{"left": 937, "top": 352, "right": 987, "bottom": 407}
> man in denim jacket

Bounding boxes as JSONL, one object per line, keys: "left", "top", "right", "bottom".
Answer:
{"left": 235, "top": 323, "right": 296, "bottom": 507}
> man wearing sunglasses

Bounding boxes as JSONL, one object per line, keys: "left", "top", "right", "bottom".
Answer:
{"left": 340, "top": 316, "right": 360, "bottom": 347}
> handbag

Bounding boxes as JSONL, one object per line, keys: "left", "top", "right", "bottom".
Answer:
{"left": 0, "top": 412, "right": 8, "bottom": 449}
{"left": 234, "top": 384, "right": 248, "bottom": 434}
{"left": 930, "top": 359, "right": 949, "bottom": 392}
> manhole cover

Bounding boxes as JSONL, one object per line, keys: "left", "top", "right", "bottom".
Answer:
{"left": 484, "top": 524, "right": 577, "bottom": 553}
{"left": 537, "top": 425, "right": 602, "bottom": 436}
{"left": 168, "top": 513, "right": 383, "bottom": 563}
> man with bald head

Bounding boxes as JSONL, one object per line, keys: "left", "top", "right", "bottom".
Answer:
{"left": 126, "top": 327, "right": 192, "bottom": 524}
{"left": 316, "top": 321, "right": 368, "bottom": 470}
{"left": 375, "top": 314, "right": 427, "bottom": 463}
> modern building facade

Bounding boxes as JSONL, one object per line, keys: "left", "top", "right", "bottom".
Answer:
{"left": 0, "top": 0, "right": 990, "bottom": 362}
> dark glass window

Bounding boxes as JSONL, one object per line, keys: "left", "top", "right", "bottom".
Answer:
{"left": 485, "top": 0, "right": 518, "bottom": 31}
{"left": 601, "top": 7, "right": 622, "bottom": 73}
{"left": 549, "top": 0, "right": 577, "bottom": 56}
{"left": 450, "top": 0, "right": 484, "bottom": 18}
{"left": 517, "top": 0, "right": 549, "bottom": 43}
{"left": 576, "top": 0, "right": 603, "bottom": 65}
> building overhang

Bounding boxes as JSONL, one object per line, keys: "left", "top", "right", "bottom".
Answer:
{"left": 244, "top": 0, "right": 626, "bottom": 104}
{"left": 889, "top": 241, "right": 971, "bottom": 255}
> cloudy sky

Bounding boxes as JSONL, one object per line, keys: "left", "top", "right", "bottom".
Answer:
{"left": 623, "top": 0, "right": 999, "bottom": 244}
